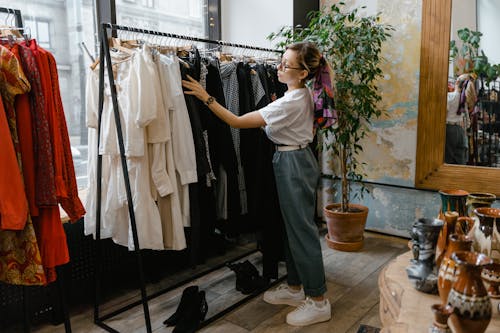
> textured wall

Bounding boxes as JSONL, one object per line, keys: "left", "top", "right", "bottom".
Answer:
{"left": 317, "top": 0, "right": 446, "bottom": 236}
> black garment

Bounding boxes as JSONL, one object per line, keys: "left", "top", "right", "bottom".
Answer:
{"left": 180, "top": 49, "right": 216, "bottom": 265}
{"left": 204, "top": 60, "right": 241, "bottom": 222}
{"left": 237, "top": 63, "right": 285, "bottom": 279}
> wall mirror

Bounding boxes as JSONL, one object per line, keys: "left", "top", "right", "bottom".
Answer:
{"left": 415, "top": 0, "right": 500, "bottom": 196}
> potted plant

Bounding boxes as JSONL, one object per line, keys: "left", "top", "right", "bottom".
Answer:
{"left": 268, "top": 2, "right": 393, "bottom": 251}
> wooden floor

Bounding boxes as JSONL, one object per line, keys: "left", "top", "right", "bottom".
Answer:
{"left": 33, "top": 230, "right": 408, "bottom": 333}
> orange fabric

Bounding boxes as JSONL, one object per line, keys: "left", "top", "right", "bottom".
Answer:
{"left": 0, "top": 97, "right": 28, "bottom": 230}
{"left": 44, "top": 47, "right": 85, "bottom": 222}
{"left": 0, "top": 45, "right": 29, "bottom": 230}
{"left": 32, "top": 207, "right": 69, "bottom": 284}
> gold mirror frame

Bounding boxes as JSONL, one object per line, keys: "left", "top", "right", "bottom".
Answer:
{"left": 415, "top": 0, "right": 500, "bottom": 196}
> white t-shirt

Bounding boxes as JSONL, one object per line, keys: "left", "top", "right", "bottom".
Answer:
{"left": 258, "top": 88, "right": 314, "bottom": 145}
{"left": 446, "top": 90, "right": 463, "bottom": 123}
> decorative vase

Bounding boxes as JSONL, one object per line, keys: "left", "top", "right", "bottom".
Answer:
{"left": 438, "top": 189, "right": 469, "bottom": 218}
{"left": 456, "top": 216, "right": 475, "bottom": 236}
{"left": 482, "top": 263, "right": 500, "bottom": 315}
{"left": 437, "top": 234, "right": 473, "bottom": 304}
{"left": 466, "top": 192, "right": 496, "bottom": 216}
{"left": 470, "top": 207, "right": 500, "bottom": 261}
{"left": 429, "top": 303, "right": 454, "bottom": 333}
{"left": 324, "top": 203, "right": 368, "bottom": 252}
{"left": 447, "top": 251, "right": 493, "bottom": 333}
{"left": 436, "top": 211, "right": 459, "bottom": 269}
{"left": 406, "top": 218, "right": 444, "bottom": 294}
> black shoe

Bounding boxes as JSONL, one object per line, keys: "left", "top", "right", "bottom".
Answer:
{"left": 163, "top": 285, "right": 199, "bottom": 326}
{"left": 227, "top": 260, "right": 268, "bottom": 294}
{"left": 173, "top": 290, "right": 208, "bottom": 333}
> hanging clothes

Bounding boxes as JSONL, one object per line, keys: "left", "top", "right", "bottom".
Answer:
{"left": 0, "top": 44, "right": 46, "bottom": 286}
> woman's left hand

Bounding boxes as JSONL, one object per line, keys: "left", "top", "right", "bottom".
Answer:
{"left": 182, "top": 75, "right": 210, "bottom": 102}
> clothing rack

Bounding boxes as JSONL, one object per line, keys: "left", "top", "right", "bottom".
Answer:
{"left": 94, "top": 22, "right": 285, "bottom": 333}
{"left": 0, "top": 7, "right": 23, "bottom": 29}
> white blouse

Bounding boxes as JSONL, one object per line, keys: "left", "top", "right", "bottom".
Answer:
{"left": 258, "top": 88, "right": 314, "bottom": 145}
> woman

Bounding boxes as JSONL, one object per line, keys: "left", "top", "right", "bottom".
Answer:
{"left": 182, "top": 41, "right": 331, "bottom": 327}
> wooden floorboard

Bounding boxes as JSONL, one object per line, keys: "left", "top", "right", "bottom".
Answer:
{"left": 32, "top": 231, "right": 407, "bottom": 333}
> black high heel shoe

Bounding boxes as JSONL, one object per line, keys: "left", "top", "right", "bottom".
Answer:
{"left": 173, "top": 290, "right": 208, "bottom": 333}
{"left": 163, "top": 285, "right": 199, "bottom": 326}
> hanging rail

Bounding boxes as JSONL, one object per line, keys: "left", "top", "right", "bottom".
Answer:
{"left": 94, "top": 22, "right": 284, "bottom": 333}
{"left": 101, "top": 22, "right": 282, "bottom": 53}
{"left": 0, "top": 7, "right": 23, "bottom": 28}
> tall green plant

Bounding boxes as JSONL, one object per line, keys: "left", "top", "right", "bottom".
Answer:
{"left": 268, "top": 2, "right": 393, "bottom": 212}
{"left": 450, "top": 27, "right": 500, "bottom": 85}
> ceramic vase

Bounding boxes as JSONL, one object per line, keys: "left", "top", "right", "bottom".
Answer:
{"left": 470, "top": 207, "right": 500, "bottom": 261}
{"left": 429, "top": 304, "right": 453, "bottom": 333}
{"left": 466, "top": 192, "right": 496, "bottom": 216}
{"left": 437, "top": 234, "right": 473, "bottom": 304}
{"left": 447, "top": 251, "right": 493, "bottom": 333}
{"left": 436, "top": 211, "right": 459, "bottom": 269}
{"left": 406, "top": 218, "right": 444, "bottom": 294}
{"left": 438, "top": 189, "right": 469, "bottom": 219}
{"left": 482, "top": 263, "right": 500, "bottom": 317}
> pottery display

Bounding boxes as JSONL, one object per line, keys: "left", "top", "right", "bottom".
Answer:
{"left": 429, "top": 303, "right": 453, "bottom": 333}
{"left": 447, "top": 251, "right": 493, "bottom": 333}
{"left": 406, "top": 218, "right": 444, "bottom": 294}
{"left": 470, "top": 207, "right": 500, "bottom": 261}
{"left": 437, "top": 234, "right": 473, "bottom": 304}
{"left": 467, "top": 193, "right": 496, "bottom": 216}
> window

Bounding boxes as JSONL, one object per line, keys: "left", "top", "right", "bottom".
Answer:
{"left": 116, "top": 0, "right": 208, "bottom": 38}
{"left": 24, "top": 19, "right": 52, "bottom": 49}
{"left": 0, "top": 0, "right": 97, "bottom": 189}
{"left": 142, "top": 0, "right": 154, "bottom": 8}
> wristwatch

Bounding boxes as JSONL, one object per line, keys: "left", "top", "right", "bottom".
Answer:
{"left": 205, "top": 96, "right": 215, "bottom": 106}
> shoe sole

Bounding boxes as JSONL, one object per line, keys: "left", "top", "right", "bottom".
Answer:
{"left": 262, "top": 294, "right": 304, "bottom": 307}
{"left": 286, "top": 312, "right": 332, "bottom": 326}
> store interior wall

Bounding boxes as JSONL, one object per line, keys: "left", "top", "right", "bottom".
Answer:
{"left": 220, "top": 0, "right": 293, "bottom": 49}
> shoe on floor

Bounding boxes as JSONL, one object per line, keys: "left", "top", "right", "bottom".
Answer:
{"left": 286, "top": 297, "right": 331, "bottom": 326}
{"left": 263, "top": 283, "right": 305, "bottom": 306}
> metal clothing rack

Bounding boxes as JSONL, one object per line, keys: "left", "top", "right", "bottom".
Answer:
{"left": 94, "top": 22, "right": 284, "bottom": 333}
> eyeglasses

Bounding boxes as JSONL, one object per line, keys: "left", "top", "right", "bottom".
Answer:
{"left": 277, "top": 60, "right": 304, "bottom": 72}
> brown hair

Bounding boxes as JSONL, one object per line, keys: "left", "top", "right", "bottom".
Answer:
{"left": 286, "top": 41, "right": 327, "bottom": 80}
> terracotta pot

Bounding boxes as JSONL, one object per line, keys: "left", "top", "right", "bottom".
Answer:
{"left": 406, "top": 218, "right": 444, "bottom": 294}
{"left": 466, "top": 192, "right": 496, "bottom": 216}
{"left": 436, "top": 211, "right": 458, "bottom": 269}
{"left": 437, "top": 234, "right": 473, "bottom": 304}
{"left": 438, "top": 189, "right": 469, "bottom": 218}
{"left": 456, "top": 216, "right": 475, "bottom": 236}
{"left": 447, "top": 251, "right": 493, "bottom": 333}
{"left": 470, "top": 207, "right": 500, "bottom": 261}
{"left": 430, "top": 303, "right": 454, "bottom": 333}
{"left": 323, "top": 203, "right": 368, "bottom": 252}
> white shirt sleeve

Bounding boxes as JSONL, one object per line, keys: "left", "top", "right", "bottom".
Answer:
{"left": 149, "top": 143, "right": 174, "bottom": 197}
{"left": 85, "top": 69, "right": 99, "bottom": 129}
{"left": 258, "top": 98, "right": 290, "bottom": 130}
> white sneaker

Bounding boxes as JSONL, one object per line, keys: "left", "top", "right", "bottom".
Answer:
{"left": 286, "top": 297, "right": 331, "bottom": 326}
{"left": 263, "top": 284, "right": 305, "bottom": 306}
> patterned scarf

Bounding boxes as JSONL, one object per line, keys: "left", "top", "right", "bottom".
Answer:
{"left": 312, "top": 61, "right": 336, "bottom": 129}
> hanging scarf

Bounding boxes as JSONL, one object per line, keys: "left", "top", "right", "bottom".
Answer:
{"left": 312, "top": 59, "right": 337, "bottom": 129}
